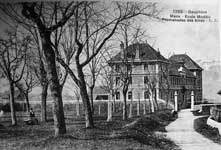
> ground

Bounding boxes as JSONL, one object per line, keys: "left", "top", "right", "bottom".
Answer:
{"left": 0, "top": 110, "right": 178, "bottom": 150}
{"left": 166, "top": 109, "right": 221, "bottom": 150}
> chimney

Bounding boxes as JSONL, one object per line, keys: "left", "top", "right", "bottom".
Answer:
{"left": 157, "top": 48, "right": 160, "bottom": 56}
{"left": 135, "top": 44, "right": 140, "bottom": 60}
{"left": 120, "top": 42, "right": 124, "bottom": 59}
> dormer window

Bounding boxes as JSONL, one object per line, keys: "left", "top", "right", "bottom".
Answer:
{"left": 178, "top": 66, "right": 184, "bottom": 72}
{"left": 193, "top": 71, "right": 197, "bottom": 76}
{"left": 178, "top": 66, "right": 186, "bottom": 77}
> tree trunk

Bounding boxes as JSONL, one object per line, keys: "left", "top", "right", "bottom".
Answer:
{"left": 40, "top": 32, "right": 66, "bottom": 136}
{"left": 151, "top": 95, "right": 155, "bottom": 113}
{"left": 98, "top": 104, "right": 101, "bottom": 115}
{"left": 9, "top": 82, "right": 17, "bottom": 126}
{"left": 137, "top": 98, "right": 140, "bottom": 116}
{"left": 107, "top": 94, "right": 113, "bottom": 122}
{"left": 143, "top": 99, "right": 146, "bottom": 115}
{"left": 122, "top": 91, "right": 127, "bottom": 120}
{"left": 112, "top": 92, "right": 116, "bottom": 113}
{"left": 89, "top": 86, "right": 94, "bottom": 113}
{"left": 77, "top": 67, "right": 94, "bottom": 128}
{"left": 79, "top": 84, "right": 94, "bottom": 128}
{"left": 76, "top": 98, "right": 80, "bottom": 116}
{"left": 154, "top": 90, "right": 159, "bottom": 111}
{"left": 25, "top": 93, "right": 30, "bottom": 113}
{"left": 148, "top": 98, "right": 152, "bottom": 113}
{"left": 41, "top": 83, "right": 48, "bottom": 122}
{"left": 129, "top": 98, "right": 133, "bottom": 118}
{"left": 166, "top": 91, "right": 169, "bottom": 109}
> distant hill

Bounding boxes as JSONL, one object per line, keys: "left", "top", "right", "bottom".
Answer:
{"left": 197, "top": 60, "right": 221, "bottom": 103}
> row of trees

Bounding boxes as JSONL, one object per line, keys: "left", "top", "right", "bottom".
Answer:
{"left": 0, "top": 1, "right": 161, "bottom": 136}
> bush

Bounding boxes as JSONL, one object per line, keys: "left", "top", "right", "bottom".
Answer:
{"left": 194, "top": 116, "right": 221, "bottom": 144}
{"left": 113, "top": 109, "right": 178, "bottom": 149}
{"left": 2, "top": 102, "right": 25, "bottom": 112}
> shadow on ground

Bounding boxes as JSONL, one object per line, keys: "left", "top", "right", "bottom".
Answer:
{"left": 0, "top": 110, "right": 179, "bottom": 150}
{"left": 194, "top": 116, "right": 221, "bottom": 144}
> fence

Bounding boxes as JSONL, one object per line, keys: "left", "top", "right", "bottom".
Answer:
{"left": 0, "top": 99, "right": 172, "bottom": 122}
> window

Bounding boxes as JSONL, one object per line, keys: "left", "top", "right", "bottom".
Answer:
{"left": 149, "top": 64, "right": 156, "bottom": 72}
{"left": 170, "top": 78, "right": 173, "bottom": 85}
{"left": 129, "top": 76, "right": 132, "bottom": 84}
{"left": 161, "top": 64, "right": 166, "bottom": 72}
{"left": 170, "top": 91, "right": 174, "bottom": 100}
{"left": 175, "top": 78, "right": 178, "bottom": 85}
{"left": 128, "top": 91, "right": 132, "bottom": 100}
{"left": 144, "top": 64, "right": 156, "bottom": 72}
{"left": 95, "top": 95, "right": 108, "bottom": 100}
{"left": 144, "top": 91, "right": 149, "bottom": 99}
{"left": 144, "top": 76, "right": 148, "bottom": 84}
{"left": 116, "top": 77, "right": 120, "bottom": 85}
{"left": 127, "top": 64, "right": 132, "bottom": 72}
{"left": 115, "top": 64, "right": 120, "bottom": 72}
{"left": 144, "top": 64, "right": 148, "bottom": 70}
{"left": 116, "top": 91, "right": 120, "bottom": 100}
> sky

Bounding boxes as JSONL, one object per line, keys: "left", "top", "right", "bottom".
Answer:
{"left": 0, "top": 0, "right": 219, "bottom": 62}
{"left": 140, "top": 0, "right": 220, "bottom": 62}
{"left": 0, "top": 0, "right": 220, "bottom": 100}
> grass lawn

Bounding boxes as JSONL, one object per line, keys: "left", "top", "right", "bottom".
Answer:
{"left": 0, "top": 110, "right": 179, "bottom": 150}
{"left": 194, "top": 116, "right": 221, "bottom": 144}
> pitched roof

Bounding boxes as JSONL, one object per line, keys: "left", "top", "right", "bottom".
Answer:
{"left": 109, "top": 43, "right": 168, "bottom": 63}
{"left": 168, "top": 60, "right": 195, "bottom": 77}
{"left": 169, "top": 54, "right": 203, "bottom": 71}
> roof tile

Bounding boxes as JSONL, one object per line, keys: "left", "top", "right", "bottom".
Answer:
{"left": 109, "top": 43, "right": 168, "bottom": 63}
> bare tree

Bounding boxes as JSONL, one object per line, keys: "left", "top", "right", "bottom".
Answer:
{"left": 65, "top": 78, "right": 81, "bottom": 116}
{"left": 86, "top": 49, "right": 103, "bottom": 114}
{"left": 0, "top": 2, "right": 75, "bottom": 135}
{"left": 100, "top": 44, "right": 124, "bottom": 121}
{"left": 20, "top": 2, "right": 83, "bottom": 136}
{"left": 32, "top": 45, "right": 49, "bottom": 122}
{"left": 15, "top": 59, "right": 39, "bottom": 113}
{"left": 56, "top": 1, "right": 159, "bottom": 126}
{"left": 159, "top": 63, "right": 170, "bottom": 108}
{"left": 114, "top": 43, "right": 133, "bottom": 120}
{"left": 144, "top": 70, "right": 159, "bottom": 112}
{"left": 0, "top": 30, "right": 30, "bottom": 125}
{"left": 73, "top": 87, "right": 81, "bottom": 117}
{"left": 100, "top": 62, "right": 116, "bottom": 121}
{"left": 113, "top": 19, "right": 150, "bottom": 120}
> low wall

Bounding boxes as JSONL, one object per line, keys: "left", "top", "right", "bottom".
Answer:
{"left": 207, "top": 116, "right": 221, "bottom": 135}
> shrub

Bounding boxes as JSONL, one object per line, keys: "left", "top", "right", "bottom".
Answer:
{"left": 194, "top": 116, "right": 221, "bottom": 144}
{"left": 2, "top": 102, "right": 25, "bottom": 112}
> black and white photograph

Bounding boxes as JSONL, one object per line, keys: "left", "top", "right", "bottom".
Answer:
{"left": 0, "top": 0, "right": 220, "bottom": 149}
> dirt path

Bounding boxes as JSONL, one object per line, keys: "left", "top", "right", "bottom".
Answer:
{"left": 166, "top": 109, "right": 221, "bottom": 150}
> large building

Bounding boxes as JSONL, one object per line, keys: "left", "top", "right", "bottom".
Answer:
{"left": 107, "top": 42, "right": 203, "bottom": 109}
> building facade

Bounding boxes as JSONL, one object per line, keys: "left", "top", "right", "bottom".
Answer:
{"left": 108, "top": 43, "right": 203, "bottom": 109}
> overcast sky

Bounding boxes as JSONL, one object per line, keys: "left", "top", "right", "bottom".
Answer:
{"left": 0, "top": 0, "right": 219, "bottom": 62}
{"left": 142, "top": 0, "right": 220, "bottom": 61}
